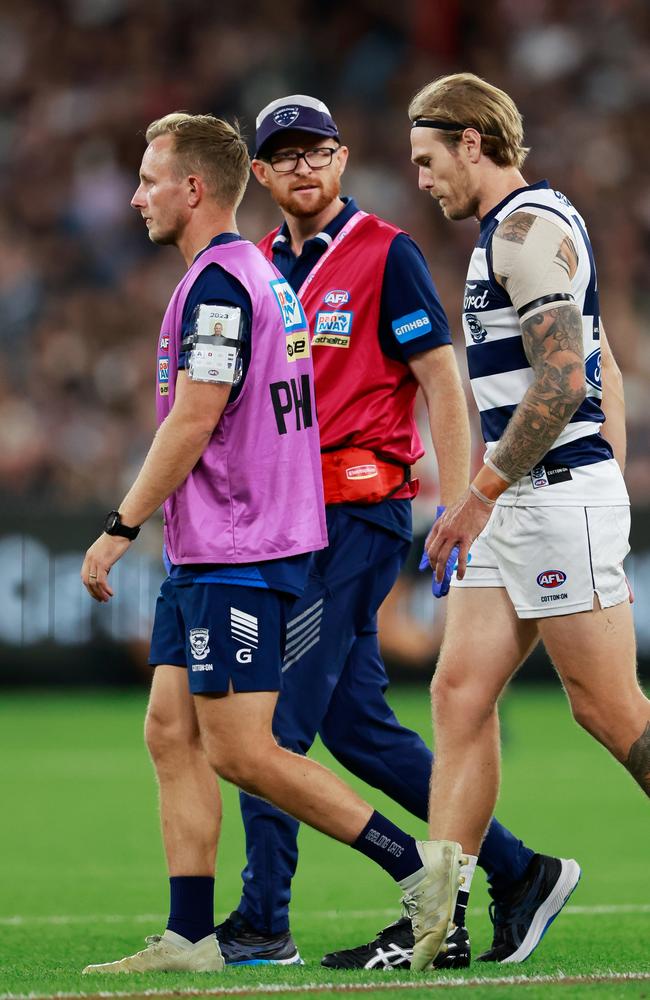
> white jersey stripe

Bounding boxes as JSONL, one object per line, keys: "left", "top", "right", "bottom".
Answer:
{"left": 471, "top": 368, "right": 533, "bottom": 411}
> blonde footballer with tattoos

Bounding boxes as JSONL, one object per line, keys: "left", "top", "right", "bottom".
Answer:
{"left": 407, "top": 72, "right": 649, "bottom": 971}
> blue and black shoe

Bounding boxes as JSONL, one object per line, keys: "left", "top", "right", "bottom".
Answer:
{"left": 478, "top": 854, "right": 581, "bottom": 963}
{"left": 215, "top": 910, "right": 303, "bottom": 966}
{"left": 321, "top": 917, "right": 470, "bottom": 970}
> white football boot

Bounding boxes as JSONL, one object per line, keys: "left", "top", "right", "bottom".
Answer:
{"left": 402, "top": 840, "right": 466, "bottom": 972}
{"left": 82, "top": 929, "right": 225, "bottom": 974}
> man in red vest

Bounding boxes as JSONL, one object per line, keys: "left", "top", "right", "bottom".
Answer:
{"left": 215, "top": 95, "right": 579, "bottom": 970}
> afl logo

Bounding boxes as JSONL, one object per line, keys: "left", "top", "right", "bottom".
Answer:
{"left": 585, "top": 348, "right": 601, "bottom": 390}
{"left": 324, "top": 289, "right": 350, "bottom": 307}
{"left": 537, "top": 570, "right": 567, "bottom": 589}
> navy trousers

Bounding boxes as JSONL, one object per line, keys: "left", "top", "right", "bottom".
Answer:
{"left": 238, "top": 507, "right": 533, "bottom": 933}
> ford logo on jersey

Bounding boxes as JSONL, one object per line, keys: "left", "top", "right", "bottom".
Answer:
{"left": 585, "top": 348, "right": 602, "bottom": 390}
{"left": 324, "top": 289, "right": 350, "bottom": 307}
{"left": 537, "top": 570, "right": 567, "bottom": 588}
{"left": 463, "top": 280, "right": 496, "bottom": 312}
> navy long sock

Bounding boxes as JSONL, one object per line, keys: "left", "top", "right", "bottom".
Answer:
{"left": 480, "top": 820, "right": 534, "bottom": 892}
{"left": 167, "top": 876, "right": 215, "bottom": 943}
{"left": 352, "top": 811, "right": 423, "bottom": 882}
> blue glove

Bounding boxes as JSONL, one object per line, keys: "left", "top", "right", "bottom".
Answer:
{"left": 419, "top": 505, "right": 459, "bottom": 599}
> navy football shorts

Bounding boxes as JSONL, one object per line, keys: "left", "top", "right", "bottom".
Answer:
{"left": 149, "top": 579, "right": 294, "bottom": 694}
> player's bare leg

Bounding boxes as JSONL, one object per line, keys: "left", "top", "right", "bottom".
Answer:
{"left": 83, "top": 666, "right": 226, "bottom": 974}
{"left": 428, "top": 587, "right": 538, "bottom": 853}
{"left": 145, "top": 665, "right": 221, "bottom": 874}
{"left": 194, "top": 689, "right": 464, "bottom": 971}
{"left": 426, "top": 587, "right": 582, "bottom": 969}
{"left": 541, "top": 598, "right": 650, "bottom": 796}
{"left": 194, "top": 689, "right": 374, "bottom": 840}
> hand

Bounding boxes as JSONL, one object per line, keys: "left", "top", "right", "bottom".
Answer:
{"left": 81, "top": 533, "right": 132, "bottom": 603}
{"left": 419, "top": 506, "right": 458, "bottom": 598}
{"left": 425, "top": 489, "right": 493, "bottom": 583}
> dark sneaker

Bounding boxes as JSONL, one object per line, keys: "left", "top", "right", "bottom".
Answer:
{"left": 477, "top": 854, "right": 581, "bottom": 963}
{"left": 215, "top": 910, "right": 303, "bottom": 966}
{"left": 434, "top": 924, "right": 471, "bottom": 970}
{"left": 321, "top": 917, "right": 470, "bottom": 970}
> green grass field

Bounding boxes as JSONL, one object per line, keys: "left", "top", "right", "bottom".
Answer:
{"left": 0, "top": 685, "right": 648, "bottom": 999}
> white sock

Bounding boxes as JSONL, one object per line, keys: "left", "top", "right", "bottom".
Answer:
{"left": 398, "top": 864, "right": 426, "bottom": 891}
{"left": 454, "top": 854, "right": 478, "bottom": 927}
{"left": 162, "top": 929, "right": 214, "bottom": 948}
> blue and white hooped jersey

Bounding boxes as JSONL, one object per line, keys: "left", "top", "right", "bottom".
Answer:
{"left": 464, "top": 182, "right": 614, "bottom": 473}
{"left": 463, "top": 181, "right": 612, "bottom": 467}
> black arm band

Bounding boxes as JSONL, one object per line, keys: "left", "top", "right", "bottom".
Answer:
{"left": 517, "top": 293, "right": 575, "bottom": 318}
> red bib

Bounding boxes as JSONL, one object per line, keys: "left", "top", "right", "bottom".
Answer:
{"left": 258, "top": 213, "right": 424, "bottom": 501}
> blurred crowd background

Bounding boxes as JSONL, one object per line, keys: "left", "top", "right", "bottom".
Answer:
{"left": 1, "top": 0, "right": 649, "bottom": 681}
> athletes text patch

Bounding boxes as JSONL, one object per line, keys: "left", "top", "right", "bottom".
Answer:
{"left": 158, "top": 356, "right": 169, "bottom": 395}
{"left": 392, "top": 309, "right": 432, "bottom": 343}
{"left": 313, "top": 310, "right": 352, "bottom": 348}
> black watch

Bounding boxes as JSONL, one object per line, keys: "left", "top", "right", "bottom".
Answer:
{"left": 103, "top": 510, "right": 140, "bottom": 541}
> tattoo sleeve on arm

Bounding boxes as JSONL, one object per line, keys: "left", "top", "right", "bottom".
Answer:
{"left": 497, "top": 211, "right": 537, "bottom": 246}
{"left": 625, "top": 721, "right": 650, "bottom": 796}
{"left": 556, "top": 236, "right": 578, "bottom": 278}
{"left": 490, "top": 302, "right": 587, "bottom": 482}
{"left": 493, "top": 212, "right": 536, "bottom": 289}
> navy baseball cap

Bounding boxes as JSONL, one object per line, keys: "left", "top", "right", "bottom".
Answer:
{"left": 255, "top": 95, "right": 339, "bottom": 157}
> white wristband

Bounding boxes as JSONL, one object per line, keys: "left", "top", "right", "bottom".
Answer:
{"left": 485, "top": 457, "right": 514, "bottom": 484}
{"left": 469, "top": 483, "right": 496, "bottom": 507}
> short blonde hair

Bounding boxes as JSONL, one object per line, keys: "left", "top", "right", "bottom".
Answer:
{"left": 408, "top": 73, "right": 529, "bottom": 169}
{"left": 145, "top": 112, "right": 250, "bottom": 208}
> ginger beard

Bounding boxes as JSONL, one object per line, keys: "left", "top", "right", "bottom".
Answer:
{"left": 271, "top": 168, "right": 342, "bottom": 219}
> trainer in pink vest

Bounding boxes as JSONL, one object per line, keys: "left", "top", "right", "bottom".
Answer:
{"left": 156, "top": 239, "right": 327, "bottom": 564}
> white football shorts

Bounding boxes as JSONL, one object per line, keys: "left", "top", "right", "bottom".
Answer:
{"left": 451, "top": 504, "right": 630, "bottom": 619}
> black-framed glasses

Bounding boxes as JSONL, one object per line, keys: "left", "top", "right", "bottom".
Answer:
{"left": 268, "top": 146, "right": 339, "bottom": 173}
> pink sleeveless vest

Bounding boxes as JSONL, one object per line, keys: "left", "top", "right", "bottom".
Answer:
{"left": 156, "top": 239, "right": 327, "bottom": 564}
